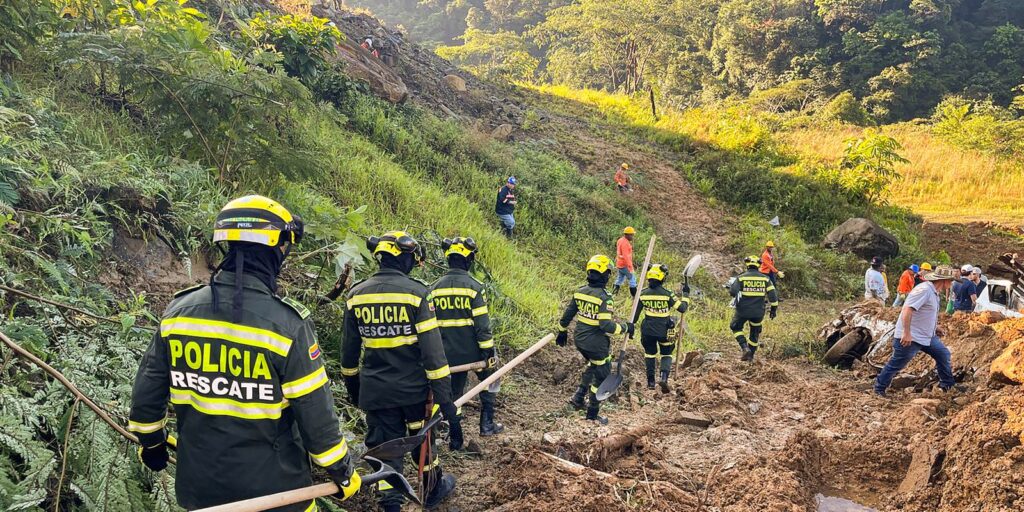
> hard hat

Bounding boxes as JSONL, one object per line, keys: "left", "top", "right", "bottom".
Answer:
{"left": 765, "top": 240, "right": 775, "bottom": 248}
{"left": 586, "top": 255, "right": 612, "bottom": 274}
{"left": 621, "top": 163, "right": 629, "bottom": 169}
{"left": 623, "top": 226, "right": 636, "bottom": 235}
{"left": 367, "top": 231, "right": 425, "bottom": 261}
{"left": 909, "top": 264, "right": 920, "bottom": 273}
{"left": 646, "top": 263, "right": 668, "bottom": 281}
{"left": 507, "top": 176, "right": 518, "bottom": 185}
{"left": 920, "top": 262, "right": 933, "bottom": 271}
{"left": 744, "top": 255, "right": 761, "bottom": 268}
{"left": 442, "top": 237, "right": 478, "bottom": 258}
{"left": 213, "top": 195, "right": 304, "bottom": 247}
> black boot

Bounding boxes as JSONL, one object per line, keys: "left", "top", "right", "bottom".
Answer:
{"left": 586, "top": 392, "right": 608, "bottom": 425}
{"left": 568, "top": 386, "right": 586, "bottom": 410}
{"left": 425, "top": 473, "right": 456, "bottom": 509}
{"left": 612, "top": 284, "right": 621, "bottom": 295}
{"left": 743, "top": 345, "right": 757, "bottom": 362}
{"left": 629, "top": 286, "right": 637, "bottom": 297}
{"left": 659, "top": 369, "right": 670, "bottom": 393}
{"left": 479, "top": 401, "right": 504, "bottom": 436}
{"left": 645, "top": 358, "right": 656, "bottom": 389}
{"left": 504, "top": 227, "right": 513, "bottom": 239}
{"left": 736, "top": 336, "right": 749, "bottom": 360}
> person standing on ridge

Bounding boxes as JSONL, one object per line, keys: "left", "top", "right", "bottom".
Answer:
{"left": 633, "top": 264, "right": 690, "bottom": 391}
{"left": 893, "top": 264, "right": 920, "bottom": 307}
{"left": 341, "top": 231, "right": 460, "bottom": 511}
{"left": 495, "top": 176, "right": 517, "bottom": 238}
{"left": 729, "top": 256, "right": 779, "bottom": 362}
{"left": 614, "top": 163, "right": 631, "bottom": 193}
{"left": 556, "top": 255, "right": 634, "bottom": 425}
{"left": 430, "top": 236, "right": 504, "bottom": 438}
{"left": 129, "top": 195, "right": 360, "bottom": 511}
{"left": 613, "top": 227, "right": 637, "bottom": 296}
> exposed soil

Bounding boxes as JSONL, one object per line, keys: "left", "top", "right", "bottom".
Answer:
{"left": 921, "top": 221, "right": 1024, "bottom": 276}
{"left": 435, "top": 309, "right": 1024, "bottom": 512}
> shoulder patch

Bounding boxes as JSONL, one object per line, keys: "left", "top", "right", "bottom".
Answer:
{"left": 173, "top": 283, "right": 206, "bottom": 298}
{"left": 308, "top": 341, "right": 322, "bottom": 360}
{"left": 280, "top": 296, "right": 312, "bottom": 319}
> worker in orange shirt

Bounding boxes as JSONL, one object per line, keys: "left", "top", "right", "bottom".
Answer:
{"left": 760, "top": 241, "right": 784, "bottom": 288}
{"left": 893, "top": 264, "right": 920, "bottom": 307}
{"left": 613, "top": 227, "right": 637, "bottom": 296}
{"left": 614, "top": 163, "right": 631, "bottom": 193}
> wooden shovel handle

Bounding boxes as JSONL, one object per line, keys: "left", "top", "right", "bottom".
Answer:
{"left": 619, "top": 236, "right": 657, "bottom": 354}
{"left": 454, "top": 333, "right": 554, "bottom": 408}
{"left": 192, "top": 482, "right": 338, "bottom": 512}
{"left": 449, "top": 360, "right": 487, "bottom": 374}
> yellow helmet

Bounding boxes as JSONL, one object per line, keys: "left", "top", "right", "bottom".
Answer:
{"left": 621, "top": 163, "right": 630, "bottom": 170}
{"left": 442, "top": 237, "right": 478, "bottom": 258}
{"left": 647, "top": 263, "right": 668, "bottom": 281}
{"left": 213, "top": 195, "right": 303, "bottom": 247}
{"left": 623, "top": 226, "right": 636, "bottom": 235}
{"left": 765, "top": 240, "right": 775, "bottom": 248}
{"left": 744, "top": 255, "right": 761, "bottom": 268}
{"left": 586, "top": 254, "right": 612, "bottom": 274}
{"left": 920, "top": 262, "right": 933, "bottom": 271}
{"left": 368, "top": 231, "right": 425, "bottom": 261}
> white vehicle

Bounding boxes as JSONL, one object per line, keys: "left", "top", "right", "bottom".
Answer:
{"left": 975, "top": 278, "right": 1024, "bottom": 318}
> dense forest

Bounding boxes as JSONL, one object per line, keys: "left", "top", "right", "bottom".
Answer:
{"left": 352, "top": 0, "right": 1024, "bottom": 120}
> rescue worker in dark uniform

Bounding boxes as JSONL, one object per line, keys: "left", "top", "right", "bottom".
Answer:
{"left": 729, "top": 256, "right": 779, "bottom": 362}
{"left": 341, "top": 231, "right": 459, "bottom": 511}
{"left": 129, "top": 195, "right": 359, "bottom": 512}
{"left": 555, "top": 255, "right": 634, "bottom": 425}
{"left": 430, "top": 237, "right": 504, "bottom": 437}
{"left": 633, "top": 264, "right": 690, "bottom": 392}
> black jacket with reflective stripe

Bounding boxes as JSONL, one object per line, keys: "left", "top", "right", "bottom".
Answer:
{"left": 341, "top": 268, "right": 453, "bottom": 410}
{"left": 430, "top": 269, "right": 495, "bottom": 367}
{"left": 129, "top": 272, "right": 348, "bottom": 511}
{"left": 634, "top": 283, "right": 690, "bottom": 338}
{"left": 558, "top": 284, "right": 627, "bottom": 354}
{"left": 729, "top": 269, "right": 779, "bottom": 318}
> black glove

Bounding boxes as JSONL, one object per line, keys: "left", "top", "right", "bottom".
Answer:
{"left": 770, "top": 306, "right": 778, "bottom": 320}
{"left": 667, "top": 318, "right": 676, "bottom": 331}
{"left": 344, "top": 376, "right": 360, "bottom": 404}
{"left": 327, "top": 457, "right": 361, "bottom": 501}
{"left": 625, "top": 322, "right": 635, "bottom": 337}
{"left": 556, "top": 331, "right": 568, "bottom": 347}
{"left": 138, "top": 441, "right": 169, "bottom": 472}
{"left": 482, "top": 346, "right": 496, "bottom": 368}
{"left": 682, "top": 284, "right": 690, "bottom": 296}
{"left": 439, "top": 403, "right": 463, "bottom": 450}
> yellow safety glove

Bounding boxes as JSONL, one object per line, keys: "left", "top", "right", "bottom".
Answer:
{"left": 777, "top": 271, "right": 785, "bottom": 279}
{"left": 334, "top": 471, "right": 361, "bottom": 501}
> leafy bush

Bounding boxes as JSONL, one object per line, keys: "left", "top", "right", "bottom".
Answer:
{"left": 835, "top": 129, "right": 907, "bottom": 203}
{"left": 931, "top": 96, "right": 1024, "bottom": 157}
{"left": 247, "top": 12, "right": 343, "bottom": 82}
{"left": 817, "top": 91, "right": 873, "bottom": 126}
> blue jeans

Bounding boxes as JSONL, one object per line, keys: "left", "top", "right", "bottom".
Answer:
{"left": 614, "top": 266, "right": 636, "bottom": 287}
{"left": 497, "top": 213, "right": 515, "bottom": 230}
{"left": 874, "top": 336, "right": 955, "bottom": 395}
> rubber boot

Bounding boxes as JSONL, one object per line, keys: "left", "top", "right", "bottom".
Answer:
{"left": 504, "top": 227, "right": 513, "bottom": 239}
{"left": 645, "top": 358, "right": 656, "bottom": 390}
{"left": 736, "top": 336, "right": 750, "bottom": 361}
{"left": 659, "top": 369, "right": 670, "bottom": 393}
{"left": 743, "top": 345, "right": 757, "bottom": 363}
{"left": 629, "top": 286, "right": 637, "bottom": 297}
{"left": 479, "top": 401, "right": 504, "bottom": 436}
{"left": 568, "top": 386, "right": 586, "bottom": 410}
{"left": 425, "top": 473, "right": 456, "bottom": 509}
{"left": 586, "top": 392, "right": 608, "bottom": 425}
{"left": 612, "top": 284, "right": 621, "bottom": 295}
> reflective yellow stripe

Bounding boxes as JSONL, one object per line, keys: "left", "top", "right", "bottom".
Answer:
{"left": 432, "top": 287, "right": 478, "bottom": 299}
{"left": 590, "top": 385, "right": 599, "bottom": 393}
{"left": 596, "top": 313, "right": 613, "bottom": 320}
{"left": 170, "top": 388, "right": 286, "bottom": 420}
{"left": 341, "top": 367, "right": 359, "bottom": 376}
{"left": 770, "top": 302, "right": 780, "bottom": 307}
{"left": 748, "top": 340, "right": 760, "bottom": 347}
{"left": 766, "top": 286, "right": 776, "bottom": 292}
{"left": 426, "top": 365, "right": 451, "bottom": 380}
{"left": 346, "top": 293, "right": 421, "bottom": 308}
{"left": 644, "top": 353, "right": 658, "bottom": 358}
{"left": 311, "top": 439, "right": 349, "bottom": 467}
{"left": 416, "top": 318, "right": 438, "bottom": 332}
{"left": 303, "top": 501, "right": 317, "bottom": 512}
{"left": 407, "top": 420, "right": 424, "bottom": 430}
{"left": 161, "top": 317, "right": 291, "bottom": 357}
{"left": 733, "top": 332, "right": 745, "bottom": 338}
{"left": 750, "top": 321, "right": 763, "bottom": 327}
{"left": 471, "top": 305, "right": 488, "bottom": 317}
{"left": 640, "top": 295, "right": 671, "bottom": 301}
{"left": 478, "top": 339, "right": 494, "bottom": 349}
{"left": 557, "top": 324, "right": 568, "bottom": 332}
{"left": 573, "top": 293, "right": 602, "bottom": 305}
{"left": 645, "top": 311, "right": 671, "bottom": 317}
{"left": 741, "top": 291, "right": 766, "bottom": 297}
{"left": 128, "top": 417, "right": 166, "bottom": 434}
{"left": 364, "top": 336, "right": 418, "bottom": 349}
{"left": 437, "top": 318, "right": 474, "bottom": 328}
{"left": 426, "top": 456, "right": 440, "bottom": 469}
{"left": 281, "top": 367, "right": 328, "bottom": 399}
{"left": 378, "top": 481, "right": 393, "bottom": 491}
{"left": 589, "top": 356, "right": 612, "bottom": 365}
{"left": 739, "top": 276, "right": 769, "bottom": 282}
{"left": 612, "top": 323, "right": 624, "bottom": 335}
{"left": 577, "top": 316, "right": 600, "bottom": 326}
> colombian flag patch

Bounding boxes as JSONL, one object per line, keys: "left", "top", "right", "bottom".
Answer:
{"left": 309, "top": 342, "right": 322, "bottom": 360}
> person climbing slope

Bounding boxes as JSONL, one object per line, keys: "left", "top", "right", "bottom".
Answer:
{"left": 633, "top": 263, "right": 690, "bottom": 391}
{"left": 495, "top": 177, "right": 518, "bottom": 238}
{"left": 613, "top": 227, "right": 637, "bottom": 296}
{"left": 614, "top": 163, "right": 631, "bottom": 193}
{"left": 729, "top": 255, "right": 779, "bottom": 362}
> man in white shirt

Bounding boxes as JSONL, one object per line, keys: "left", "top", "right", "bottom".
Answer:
{"left": 864, "top": 256, "right": 889, "bottom": 303}
{"left": 874, "top": 265, "right": 958, "bottom": 396}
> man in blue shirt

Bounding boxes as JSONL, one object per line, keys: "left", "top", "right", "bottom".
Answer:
{"left": 495, "top": 176, "right": 517, "bottom": 238}
{"left": 953, "top": 266, "right": 978, "bottom": 312}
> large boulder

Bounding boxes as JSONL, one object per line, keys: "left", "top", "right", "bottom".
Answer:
{"left": 822, "top": 218, "right": 899, "bottom": 259}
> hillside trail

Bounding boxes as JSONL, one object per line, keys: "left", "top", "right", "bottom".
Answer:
{"left": 434, "top": 302, "right": 1024, "bottom": 512}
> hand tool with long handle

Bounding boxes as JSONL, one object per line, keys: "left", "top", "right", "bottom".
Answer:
{"left": 674, "top": 254, "right": 703, "bottom": 377}
{"left": 449, "top": 358, "right": 501, "bottom": 392}
{"left": 595, "top": 235, "right": 657, "bottom": 401}
{"left": 192, "top": 457, "right": 418, "bottom": 512}
{"left": 363, "top": 333, "right": 554, "bottom": 460}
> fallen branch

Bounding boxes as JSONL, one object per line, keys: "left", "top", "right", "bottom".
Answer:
{"left": 0, "top": 284, "right": 156, "bottom": 331}
{"left": 538, "top": 451, "right": 621, "bottom": 482}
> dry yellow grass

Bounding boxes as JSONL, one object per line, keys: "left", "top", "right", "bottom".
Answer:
{"left": 782, "top": 125, "right": 1024, "bottom": 226}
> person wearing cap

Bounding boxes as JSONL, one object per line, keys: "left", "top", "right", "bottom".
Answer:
{"left": 129, "top": 196, "right": 360, "bottom": 511}
{"left": 953, "top": 265, "right": 979, "bottom": 312}
{"left": 759, "top": 241, "right": 783, "bottom": 289}
{"left": 874, "top": 265, "right": 957, "bottom": 396}
{"left": 893, "top": 264, "right": 919, "bottom": 307}
{"left": 613, "top": 227, "right": 638, "bottom": 296}
{"left": 614, "top": 163, "right": 631, "bottom": 193}
{"left": 495, "top": 177, "right": 518, "bottom": 238}
{"left": 864, "top": 256, "right": 889, "bottom": 304}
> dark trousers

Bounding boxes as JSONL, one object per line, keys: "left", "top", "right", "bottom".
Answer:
{"left": 450, "top": 368, "right": 496, "bottom": 416}
{"left": 576, "top": 346, "right": 611, "bottom": 416}
{"left": 730, "top": 312, "right": 764, "bottom": 349}
{"left": 640, "top": 334, "right": 675, "bottom": 378}
{"left": 875, "top": 336, "right": 955, "bottom": 395}
{"left": 365, "top": 404, "right": 443, "bottom": 508}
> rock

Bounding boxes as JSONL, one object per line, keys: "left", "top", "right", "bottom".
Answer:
{"left": 990, "top": 337, "right": 1024, "bottom": 384}
{"left": 679, "top": 350, "right": 702, "bottom": 370}
{"left": 443, "top": 74, "right": 467, "bottom": 92}
{"left": 551, "top": 367, "right": 569, "bottom": 384}
{"left": 788, "top": 411, "right": 806, "bottom": 421}
{"left": 542, "top": 432, "right": 563, "bottom": 445}
{"left": 330, "top": 38, "right": 409, "bottom": 103}
{"left": 890, "top": 375, "right": 918, "bottom": 390}
{"left": 704, "top": 352, "right": 723, "bottom": 362}
{"left": 748, "top": 402, "right": 762, "bottom": 414}
{"left": 491, "top": 123, "right": 514, "bottom": 140}
{"left": 677, "top": 411, "right": 713, "bottom": 428}
{"left": 898, "top": 443, "right": 943, "bottom": 494}
{"left": 822, "top": 217, "right": 900, "bottom": 260}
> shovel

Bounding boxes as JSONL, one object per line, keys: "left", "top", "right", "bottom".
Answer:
{"left": 595, "top": 235, "right": 657, "bottom": 402}
{"left": 363, "top": 333, "right": 554, "bottom": 460}
{"left": 192, "top": 456, "right": 419, "bottom": 512}
{"left": 673, "top": 254, "right": 703, "bottom": 380}
{"left": 450, "top": 357, "right": 502, "bottom": 393}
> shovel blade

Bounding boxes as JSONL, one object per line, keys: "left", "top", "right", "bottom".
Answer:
{"left": 360, "top": 457, "right": 421, "bottom": 506}
{"left": 362, "top": 415, "right": 444, "bottom": 460}
{"left": 595, "top": 373, "right": 623, "bottom": 402}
